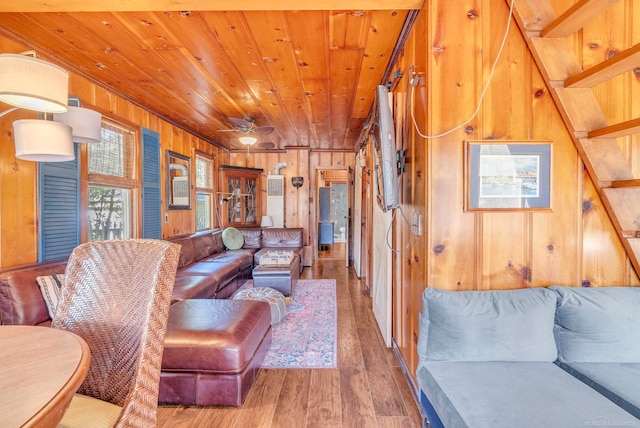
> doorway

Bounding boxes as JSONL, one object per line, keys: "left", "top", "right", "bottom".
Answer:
{"left": 316, "top": 169, "right": 349, "bottom": 263}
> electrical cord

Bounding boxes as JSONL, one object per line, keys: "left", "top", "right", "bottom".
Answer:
{"left": 410, "top": 0, "right": 515, "bottom": 139}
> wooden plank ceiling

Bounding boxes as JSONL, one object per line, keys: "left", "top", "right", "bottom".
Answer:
{"left": 0, "top": 2, "right": 416, "bottom": 152}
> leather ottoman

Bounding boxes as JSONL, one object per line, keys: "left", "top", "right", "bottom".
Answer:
{"left": 159, "top": 299, "right": 272, "bottom": 406}
{"left": 252, "top": 257, "right": 300, "bottom": 296}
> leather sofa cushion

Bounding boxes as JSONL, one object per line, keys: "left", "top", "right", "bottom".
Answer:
{"left": 178, "top": 261, "right": 237, "bottom": 286}
{"left": 205, "top": 249, "right": 256, "bottom": 271}
{"left": 171, "top": 274, "right": 218, "bottom": 302}
{"left": 240, "top": 228, "right": 262, "bottom": 249}
{"left": 171, "top": 235, "right": 198, "bottom": 268}
{"left": 162, "top": 299, "right": 272, "bottom": 373}
{"left": 261, "top": 228, "right": 303, "bottom": 247}
{"left": 171, "top": 231, "right": 226, "bottom": 269}
{"left": 0, "top": 261, "right": 66, "bottom": 325}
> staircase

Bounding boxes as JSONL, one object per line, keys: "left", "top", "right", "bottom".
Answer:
{"left": 510, "top": 0, "right": 640, "bottom": 276}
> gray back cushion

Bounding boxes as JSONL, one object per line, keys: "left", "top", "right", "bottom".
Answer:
{"left": 418, "top": 287, "right": 557, "bottom": 362}
{"left": 550, "top": 286, "right": 640, "bottom": 362}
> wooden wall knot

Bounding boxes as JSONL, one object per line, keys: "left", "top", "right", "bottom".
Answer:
{"left": 433, "top": 244, "right": 445, "bottom": 255}
{"left": 466, "top": 10, "right": 479, "bottom": 20}
{"left": 582, "top": 280, "right": 591, "bottom": 288}
{"left": 520, "top": 266, "right": 532, "bottom": 282}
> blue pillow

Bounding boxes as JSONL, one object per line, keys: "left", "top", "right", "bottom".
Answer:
{"left": 550, "top": 286, "right": 640, "bottom": 362}
{"left": 420, "top": 287, "right": 558, "bottom": 362}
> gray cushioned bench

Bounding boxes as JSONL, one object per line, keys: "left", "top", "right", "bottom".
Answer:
{"left": 416, "top": 286, "right": 640, "bottom": 428}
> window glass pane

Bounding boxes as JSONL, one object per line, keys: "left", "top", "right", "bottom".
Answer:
{"left": 88, "top": 186, "right": 131, "bottom": 241}
{"left": 89, "top": 121, "right": 134, "bottom": 182}
{"left": 196, "top": 192, "right": 212, "bottom": 231}
{"left": 196, "top": 155, "right": 213, "bottom": 189}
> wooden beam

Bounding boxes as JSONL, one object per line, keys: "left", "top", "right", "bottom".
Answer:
{"left": 588, "top": 117, "right": 640, "bottom": 139}
{"left": 0, "top": 0, "right": 425, "bottom": 12}
{"left": 540, "top": 0, "right": 620, "bottom": 38}
{"left": 565, "top": 43, "right": 640, "bottom": 88}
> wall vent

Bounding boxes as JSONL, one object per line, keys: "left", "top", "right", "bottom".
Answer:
{"left": 266, "top": 175, "right": 284, "bottom": 227}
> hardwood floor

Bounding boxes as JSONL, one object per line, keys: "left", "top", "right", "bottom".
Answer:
{"left": 317, "top": 242, "right": 346, "bottom": 261}
{"left": 157, "top": 259, "right": 423, "bottom": 427}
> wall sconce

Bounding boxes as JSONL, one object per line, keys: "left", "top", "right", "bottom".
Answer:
{"left": 291, "top": 176, "right": 303, "bottom": 188}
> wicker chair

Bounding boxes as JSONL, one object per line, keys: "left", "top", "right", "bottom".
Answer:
{"left": 53, "top": 239, "right": 180, "bottom": 428}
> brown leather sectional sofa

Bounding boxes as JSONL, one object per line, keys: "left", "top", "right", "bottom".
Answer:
{"left": 0, "top": 227, "right": 304, "bottom": 406}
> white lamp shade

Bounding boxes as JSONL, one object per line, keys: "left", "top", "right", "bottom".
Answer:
{"left": 239, "top": 136, "right": 257, "bottom": 145}
{"left": 13, "top": 119, "right": 74, "bottom": 162}
{"left": 54, "top": 106, "right": 102, "bottom": 143}
{"left": 260, "top": 215, "right": 274, "bottom": 227}
{"left": 0, "top": 54, "right": 69, "bottom": 113}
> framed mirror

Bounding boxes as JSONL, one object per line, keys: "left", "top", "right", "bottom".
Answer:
{"left": 166, "top": 150, "right": 191, "bottom": 210}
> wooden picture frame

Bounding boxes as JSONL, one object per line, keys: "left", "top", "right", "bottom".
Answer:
{"left": 166, "top": 150, "right": 191, "bottom": 210}
{"left": 465, "top": 141, "right": 552, "bottom": 211}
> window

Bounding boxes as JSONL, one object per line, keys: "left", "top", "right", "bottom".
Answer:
{"left": 195, "top": 153, "right": 214, "bottom": 230}
{"left": 88, "top": 121, "right": 136, "bottom": 241}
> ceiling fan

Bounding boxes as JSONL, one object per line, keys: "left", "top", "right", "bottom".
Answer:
{"left": 218, "top": 117, "right": 274, "bottom": 135}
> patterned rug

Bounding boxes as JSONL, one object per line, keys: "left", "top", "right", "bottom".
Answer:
{"left": 240, "top": 279, "right": 337, "bottom": 369}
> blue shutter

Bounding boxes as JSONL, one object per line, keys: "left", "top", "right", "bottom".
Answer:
{"left": 38, "top": 146, "right": 80, "bottom": 262}
{"left": 142, "top": 128, "right": 161, "bottom": 239}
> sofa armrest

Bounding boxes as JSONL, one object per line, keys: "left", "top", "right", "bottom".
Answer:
{"left": 0, "top": 261, "right": 67, "bottom": 325}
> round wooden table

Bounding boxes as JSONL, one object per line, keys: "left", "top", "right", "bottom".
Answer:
{"left": 0, "top": 325, "right": 90, "bottom": 427}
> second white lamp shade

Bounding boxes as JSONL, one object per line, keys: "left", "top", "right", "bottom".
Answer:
{"left": 13, "top": 119, "right": 74, "bottom": 162}
{"left": 54, "top": 106, "right": 102, "bottom": 143}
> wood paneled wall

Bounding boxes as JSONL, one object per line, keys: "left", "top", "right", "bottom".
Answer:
{"left": 0, "top": 34, "right": 354, "bottom": 268}
{"left": 230, "top": 150, "right": 355, "bottom": 250}
{"left": 0, "top": 37, "right": 228, "bottom": 268}
{"left": 385, "top": 0, "right": 640, "bottom": 378}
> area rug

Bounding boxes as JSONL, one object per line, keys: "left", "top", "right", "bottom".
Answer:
{"left": 240, "top": 279, "right": 337, "bottom": 369}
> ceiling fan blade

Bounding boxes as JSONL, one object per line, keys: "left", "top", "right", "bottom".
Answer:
{"left": 228, "top": 117, "right": 250, "bottom": 128}
{"left": 255, "top": 126, "right": 274, "bottom": 135}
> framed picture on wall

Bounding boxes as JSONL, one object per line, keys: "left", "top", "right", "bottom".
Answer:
{"left": 465, "top": 141, "right": 552, "bottom": 211}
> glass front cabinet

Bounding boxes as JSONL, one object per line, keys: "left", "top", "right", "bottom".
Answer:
{"left": 220, "top": 165, "right": 263, "bottom": 228}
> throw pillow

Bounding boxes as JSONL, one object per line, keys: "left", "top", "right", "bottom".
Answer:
{"left": 221, "top": 227, "right": 244, "bottom": 250}
{"left": 36, "top": 274, "right": 65, "bottom": 318}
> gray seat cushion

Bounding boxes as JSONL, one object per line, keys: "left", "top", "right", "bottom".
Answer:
{"left": 557, "top": 362, "right": 640, "bottom": 419}
{"left": 417, "top": 361, "right": 639, "bottom": 428}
